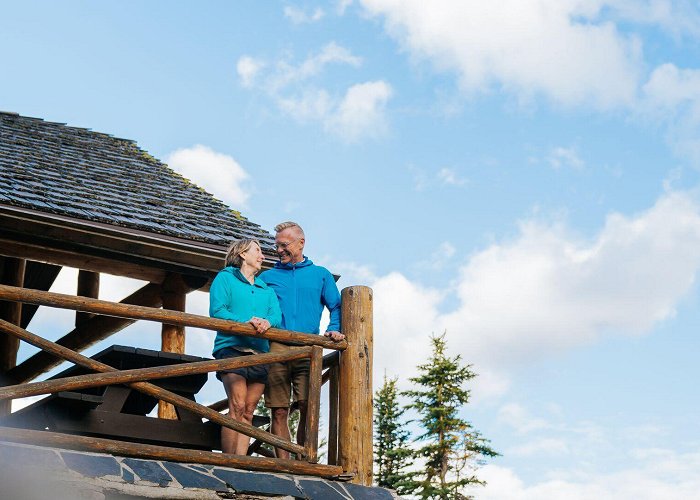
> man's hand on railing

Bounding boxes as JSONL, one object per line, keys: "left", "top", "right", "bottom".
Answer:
{"left": 324, "top": 331, "right": 345, "bottom": 341}
{"left": 249, "top": 317, "right": 271, "bottom": 334}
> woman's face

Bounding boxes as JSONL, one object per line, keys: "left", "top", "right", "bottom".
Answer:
{"left": 241, "top": 242, "right": 264, "bottom": 272}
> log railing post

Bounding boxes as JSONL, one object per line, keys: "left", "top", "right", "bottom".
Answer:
{"left": 304, "top": 346, "right": 323, "bottom": 463}
{"left": 327, "top": 362, "right": 340, "bottom": 465}
{"left": 0, "top": 257, "right": 26, "bottom": 416}
{"left": 159, "top": 273, "right": 187, "bottom": 419}
{"left": 338, "top": 286, "right": 373, "bottom": 485}
{"left": 75, "top": 270, "right": 99, "bottom": 326}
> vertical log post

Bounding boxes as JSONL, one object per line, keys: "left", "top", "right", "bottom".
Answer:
{"left": 76, "top": 270, "right": 99, "bottom": 326}
{"left": 327, "top": 362, "right": 340, "bottom": 465}
{"left": 304, "top": 345, "right": 323, "bottom": 463}
{"left": 0, "top": 258, "right": 26, "bottom": 416}
{"left": 158, "top": 273, "right": 187, "bottom": 419}
{"left": 338, "top": 286, "right": 373, "bottom": 485}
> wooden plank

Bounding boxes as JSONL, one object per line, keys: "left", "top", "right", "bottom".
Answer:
{"left": 0, "top": 318, "right": 304, "bottom": 456}
{"left": 0, "top": 426, "right": 347, "bottom": 479}
{"left": 8, "top": 283, "right": 164, "bottom": 383}
{"left": 76, "top": 270, "right": 99, "bottom": 326}
{"left": 337, "top": 286, "right": 374, "bottom": 485}
{"left": 304, "top": 346, "right": 323, "bottom": 463}
{"left": 0, "top": 284, "right": 348, "bottom": 351}
{"left": 159, "top": 273, "right": 187, "bottom": 420}
{"left": 0, "top": 258, "right": 25, "bottom": 416}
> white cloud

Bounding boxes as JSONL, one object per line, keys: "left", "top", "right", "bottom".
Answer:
{"left": 605, "top": 0, "right": 700, "bottom": 39}
{"left": 284, "top": 5, "right": 325, "bottom": 24}
{"left": 508, "top": 437, "right": 570, "bottom": 457}
{"left": 166, "top": 145, "right": 251, "bottom": 208}
{"left": 437, "top": 167, "right": 467, "bottom": 186}
{"left": 337, "top": 0, "right": 354, "bottom": 15}
{"left": 548, "top": 146, "right": 585, "bottom": 170}
{"left": 477, "top": 447, "right": 700, "bottom": 500}
{"left": 359, "top": 0, "right": 641, "bottom": 109}
{"left": 642, "top": 63, "right": 700, "bottom": 162}
{"left": 325, "top": 80, "right": 393, "bottom": 141}
{"left": 269, "top": 42, "right": 362, "bottom": 92}
{"left": 354, "top": 190, "right": 700, "bottom": 391}
{"left": 237, "top": 43, "right": 389, "bottom": 141}
{"left": 498, "top": 403, "right": 552, "bottom": 434}
{"left": 236, "top": 56, "right": 264, "bottom": 88}
{"left": 278, "top": 80, "right": 392, "bottom": 142}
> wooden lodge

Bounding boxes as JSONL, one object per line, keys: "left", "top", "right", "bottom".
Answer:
{"left": 0, "top": 112, "right": 381, "bottom": 498}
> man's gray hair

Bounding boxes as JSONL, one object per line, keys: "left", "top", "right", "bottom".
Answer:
{"left": 274, "top": 221, "right": 305, "bottom": 238}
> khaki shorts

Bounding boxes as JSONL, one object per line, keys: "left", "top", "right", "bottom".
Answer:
{"left": 264, "top": 342, "right": 310, "bottom": 408}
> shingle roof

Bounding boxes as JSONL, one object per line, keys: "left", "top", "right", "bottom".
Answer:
{"left": 0, "top": 112, "right": 274, "bottom": 249}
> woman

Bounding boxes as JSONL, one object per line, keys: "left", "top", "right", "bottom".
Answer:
{"left": 210, "top": 238, "right": 281, "bottom": 455}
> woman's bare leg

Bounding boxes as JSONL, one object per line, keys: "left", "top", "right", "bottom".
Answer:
{"left": 235, "top": 381, "right": 265, "bottom": 455}
{"left": 221, "top": 372, "right": 248, "bottom": 454}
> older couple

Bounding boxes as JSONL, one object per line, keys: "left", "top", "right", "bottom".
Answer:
{"left": 209, "top": 221, "right": 343, "bottom": 456}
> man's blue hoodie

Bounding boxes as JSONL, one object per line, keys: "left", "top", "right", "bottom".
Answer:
{"left": 259, "top": 257, "right": 341, "bottom": 334}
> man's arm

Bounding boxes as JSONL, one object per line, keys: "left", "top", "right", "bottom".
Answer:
{"left": 321, "top": 269, "right": 343, "bottom": 340}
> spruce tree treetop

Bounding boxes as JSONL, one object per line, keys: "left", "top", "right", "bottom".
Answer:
{"left": 403, "top": 332, "right": 498, "bottom": 499}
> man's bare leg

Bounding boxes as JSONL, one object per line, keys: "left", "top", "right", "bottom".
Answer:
{"left": 271, "top": 406, "right": 291, "bottom": 459}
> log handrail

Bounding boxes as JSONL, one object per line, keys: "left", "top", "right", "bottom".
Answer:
{"left": 0, "top": 426, "right": 349, "bottom": 480}
{"left": 0, "top": 284, "right": 347, "bottom": 351}
{"left": 0, "top": 348, "right": 311, "bottom": 401}
{"left": 0, "top": 318, "right": 304, "bottom": 457}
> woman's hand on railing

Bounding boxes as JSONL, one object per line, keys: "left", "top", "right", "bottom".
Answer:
{"left": 324, "top": 330, "right": 345, "bottom": 341}
{"left": 249, "top": 317, "right": 271, "bottom": 334}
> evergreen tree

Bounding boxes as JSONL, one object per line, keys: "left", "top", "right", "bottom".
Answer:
{"left": 373, "top": 374, "right": 415, "bottom": 495}
{"left": 403, "top": 332, "right": 498, "bottom": 499}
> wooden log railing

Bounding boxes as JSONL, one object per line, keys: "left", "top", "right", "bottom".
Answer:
{"left": 0, "top": 283, "right": 373, "bottom": 484}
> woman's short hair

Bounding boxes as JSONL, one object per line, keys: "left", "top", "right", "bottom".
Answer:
{"left": 225, "top": 239, "right": 259, "bottom": 268}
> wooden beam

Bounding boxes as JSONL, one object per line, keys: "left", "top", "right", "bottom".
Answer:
{"left": 0, "top": 319, "right": 305, "bottom": 456}
{"left": 8, "top": 283, "right": 163, "bottom": 383}
{"left": 0, "top": 284, "right": 348, "bottom": 351}
{"left": 159, "top": 273, "right": 187, "bottom": 420}
{"left": 20, "top": 261, "right": 62, "bottom": 329}
{"left": 0, "top": 238, "right": 167, "bottom": 283}
{"left": 0, "top": 258, "right": 25, "bottom": 416}
{"left": 0, "top": 427, "right": 346, "bottom": 479}
{"left": 76, "top": 270, "right": 99, "bottom": 326}
{"left": 338, "top": 286, "right": 374, "bottom": 485}
{"left": 0, "top": 348, "right": 312, "bottom": 401}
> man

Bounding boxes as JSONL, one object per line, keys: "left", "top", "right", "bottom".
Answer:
{"left": 260, "top": 221, "right": 344, "bottom": 459}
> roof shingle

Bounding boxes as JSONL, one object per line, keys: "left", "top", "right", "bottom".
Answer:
{"left": 0, "top": 112, "right": 273, "bottom": 250}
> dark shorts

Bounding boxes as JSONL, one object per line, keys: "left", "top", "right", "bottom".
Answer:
{"left": 213, "top": 347, "right": 269, "bottom": 384}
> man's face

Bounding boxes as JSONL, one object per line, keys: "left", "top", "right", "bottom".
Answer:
{"left": 275, "top": 228, "right": 304, "bottom": 264}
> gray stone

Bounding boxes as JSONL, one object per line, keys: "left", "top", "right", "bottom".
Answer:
{"left": 298, "top": 478, "right": 351, "bottom": 500}
{"left": 62, "top": 451, "right": 121, "bottom": 478}
{"left": 345, "top": 482, "right": 396, "bottom": 499}
{"left": 0, "top": 442, "right": 64, "bottom": 471}
{"left": 162, "top": 462, "right": 227, "bottom": 490}
{"left": 213, "top": 468, "right": 304, "bottom": 498}
{"left": 122, "top": 458, "right": 172, "bottom": 486}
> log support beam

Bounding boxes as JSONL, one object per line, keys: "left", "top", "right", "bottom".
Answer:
{"left": 0, "top": 257, "right": 25, "bottom": 416}
{"left": 159, "top": 273, "right": 187, "bottom": 419}
{"left": 76, "top": 270, "right": 100, "bottom": 326}
{"left": 338, "top": 286, "right": 373, "bottom": 485}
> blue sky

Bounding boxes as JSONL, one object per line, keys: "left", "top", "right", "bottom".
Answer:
{"left": 4, "top": 1, "right": 700, "bottom": 498}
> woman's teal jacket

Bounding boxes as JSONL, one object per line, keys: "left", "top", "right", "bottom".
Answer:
{"left": 209, "top": 266, "right": 282, "bottom": 355}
